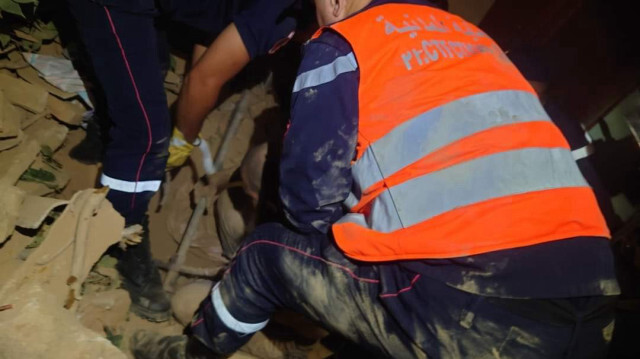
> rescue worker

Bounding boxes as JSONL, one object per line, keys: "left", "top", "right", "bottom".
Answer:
{"left": 67, "top": 0, "right": 305, "bottom": 322}
{"left": 131, "top": 0, "right": 619, "bottom": 357}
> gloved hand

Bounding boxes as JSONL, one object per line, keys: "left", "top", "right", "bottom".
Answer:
{"left": 167, "top": 127, "right": 199, "bottom": 170}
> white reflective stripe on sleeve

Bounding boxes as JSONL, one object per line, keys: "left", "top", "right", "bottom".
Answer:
{"left": 293, "top": 52, "right": 358, "bottom": 93}
{"left": 211, "top": 283, "right": 269, "bottom": 334}
{"left": 572, "top": 145, "right": 594, "bottom": 161}
{"left": 100, "top": 174, "right": 161, "bottom": 193}
{"left": 198, "top": 139, "right": 216, "bottom": 175}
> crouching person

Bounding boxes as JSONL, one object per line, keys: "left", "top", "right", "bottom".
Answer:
{"left": 131, "top": 0, "right": 619, "bottom": 358}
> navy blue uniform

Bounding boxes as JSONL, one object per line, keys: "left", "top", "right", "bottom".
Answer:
{"left": 67, "top": 0, "right": 301, "bottom": 225}
{"left": 190, "top": 1, "right": 619, "bottom": 357}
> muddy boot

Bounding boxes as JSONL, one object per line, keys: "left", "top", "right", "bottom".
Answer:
{"left": 130, "top": 331, "right": 224, "bottom": 359}
{"left": 117, "top": 223, "right": 171, "bottom": 322}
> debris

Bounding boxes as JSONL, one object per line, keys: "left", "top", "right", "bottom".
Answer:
{"left": 170, "top": 280, "right": 212, "bottom": 326}
{"left": 216, "top": 187, "right": 252, "bottom": 258}
{"left": 155, "top": 260, "right": 221, "bottom": 278}
{"left": 120, "top": 224, "right": 144, "bottom": 248}
{"left": 240, "top": 142, "right": 268, "bottom": 201}
{"left": 21, "top": 53, "right": 87, "bottom": 95}
{"left": 163, "top": 197, "right": 207, "bottom": 292}
{"left": 0, "top": 90, "right": 21, "bottom": 139}
{"left": 0, "top": 187, "right": 126, "bottom": 358}
{"left": 16, "top": 195, "right": 67, "bottom": 229}
{"left": 17, "top": 66, "right": 76, "bottom": 100}
{"left": 23, "top": 117, "right": 68, "bottom": 151}
{"left": 0, "top": 44, "right": 16, "bottom": 55}
{"left": 0, "top": 137, "right": 39, "bottom": 186}
{"left": 20, "top": 167, "right": 56, "bottom": 185}
{"left": 15, "top": 155, "right": 69, "bottom": 196}
{"left": 0, "top": 130, "right": 23, "bottom": 151}
{"left": 0, "top": 185, "right": 25, "bottom": 243}
{"left": 46, "top": 94, "right": 84, "bottom": 126}
{"left": 105, "top": 326, "right": 125, "bottom": 349}
{"left": 0, "top": 304, "right": 12, "bottom": 311}
{"left": 0, "top": 73, "right": 48, "bottom": 113}
{"left": 67, "top": 187, "right": 110, "bottom": 307}
{"left": 20, "top": 110, "right": 48, "bottom": 129}
{"left": 76, "top": 289, "right": 131, "bottom": 336}
{"left": 212, "top": 91, "right": 249, "bottom": 173}
{"left": 0, "top": 51, "right": 28, "bottom": 70}
{"left": 13, "top": 29, "right": 39, "bottom": 43}
{"left": 0, "top": 283, "right": 127, "bottom": 359}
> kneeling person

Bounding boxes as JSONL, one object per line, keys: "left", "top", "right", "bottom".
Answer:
{"left": 132, "top": 0, "right": 619, "bottom": 357}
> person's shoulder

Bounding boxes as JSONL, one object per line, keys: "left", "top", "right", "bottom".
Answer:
{"left": 307, "top": 30, "right": 353, "bottom": 58}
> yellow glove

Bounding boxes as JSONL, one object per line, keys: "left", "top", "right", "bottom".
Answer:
{"left": 167, "top": 127, "right": 199, "bottom": 170}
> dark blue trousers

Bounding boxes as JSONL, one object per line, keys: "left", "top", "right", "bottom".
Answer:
{"left": 68, "top": 0, "right": 170, "bottom": 225}
{"left": 191, "top": 223, "right": 616, "bottom": 358}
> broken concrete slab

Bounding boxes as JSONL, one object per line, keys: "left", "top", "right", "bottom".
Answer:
{"left": 0, "top": 45, "right": 16, "bottom": 55}
{"left": 47, "top": 95, "right": 84, "bottom": 126}
{"left": 0, "top": 51, "right": 28, "bottom": 70}
{"left": 15, "top": 156, "right": 71, "bottom": 196}
{"left": 36, "top": 42, "right": 66, "bottom": 58}
{"left": 23, "top": 117, "right": 68, "bottom": 151}
{"left": 76, "top": 289, "right": 131, "bottom": 336}
{"left": 21, "top": 110, "right": 48, "bottom": 129}
{"left": 13, "top": 29, "right": 39, "bottom": 43}
{"left": 0, "top": 130, "right": 23, "bottom": 151}
{"left": 16, "top": 195, "right": 68, "bottom": 229}
{"left": 0, "top": 90, "right": 21, "bottom": 139}
{"left": 0, "top": 73, "right": 48, "bottom": 113}
{"left": 0, "top": 189, "right": 125, "bottom": 310}
{"left": 0, "top": 137, "right": 40, "bottom": 186}
{"left": 0, "top": 282, "right": 127, "bottom": 359}
{"left": 17, "top": 66, "right": 76, "bottom": 100}
{"left": 0, "top": 185, "right": 26, "bottom": 243}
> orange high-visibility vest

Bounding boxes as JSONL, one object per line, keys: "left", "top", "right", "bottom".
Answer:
{"left": 316, "top": 3, "right": 609, "bottom": 261}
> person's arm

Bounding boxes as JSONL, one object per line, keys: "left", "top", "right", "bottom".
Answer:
{"left": 176, "top": 24, "right": 250, "bottom": 143}
{"left": 279, "top": 33, "right": 359, "bottom": 234}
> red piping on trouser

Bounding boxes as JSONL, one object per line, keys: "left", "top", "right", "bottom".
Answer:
{"left": 103, "top": 6, "right": 153, "bottom": 208}
{"left": 379, "top": 274, "right": 421, "bottom": 298}
{"left": 236, "top": 240, "right": 381, "bottom": 284}
{"left": 232, "top": 240, "right": 421, "bottom": 297}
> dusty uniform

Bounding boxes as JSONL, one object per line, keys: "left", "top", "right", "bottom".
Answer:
{"left": 188, "top": 1, "right": 619, "bottom": 357}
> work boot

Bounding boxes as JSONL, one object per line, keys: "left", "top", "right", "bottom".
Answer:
{"left": 130, "top": 331, "right": 224, "bottom": 359}
{"left": 116, "top": 220, "right": 171, "bottom": 322}
{"left": 69, "top": 112, "right": 106, "bottom": 164}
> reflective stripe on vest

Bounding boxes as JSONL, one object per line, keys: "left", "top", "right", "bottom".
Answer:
{"left": 350, "top": 90, "right": 550, "bottom": 197}
{"left": 340, "top": 147, "right": 588, "bottom": 233}
{"left": 320, "top": 3, "right": 609, "bottom": 260}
